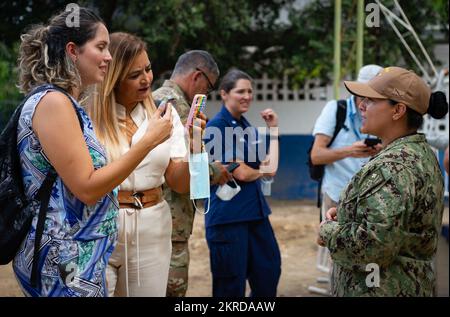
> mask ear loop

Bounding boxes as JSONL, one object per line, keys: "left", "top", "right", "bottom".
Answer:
{"left": 193, "top": 198, "right": 210, "bottom": 215}
{"left": 229, "top": 178, "right": 239, "bottom": 188}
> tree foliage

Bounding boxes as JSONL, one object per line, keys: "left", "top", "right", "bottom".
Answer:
{"left": 0, "top": 0, "right": 447, "bottom": 113}
{"left": 283, "top": 0, "right": 449, "bottom": 85}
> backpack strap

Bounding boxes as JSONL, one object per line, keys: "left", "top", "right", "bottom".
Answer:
{"left": 328, "top": 99, "right": 347, "bottom": 147}
{"left": 317, "top": 178, "right": 322, "bottom": 210}
{"left": 23, "top": 84, "right": 84, "bottom": 289}
{"left": 30, "top": 169, "right": 57, "bottom": 288}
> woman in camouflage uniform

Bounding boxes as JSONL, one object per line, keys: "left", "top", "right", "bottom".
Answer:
{"left": 318, "top": 66, "right": 448, "bottom": 296}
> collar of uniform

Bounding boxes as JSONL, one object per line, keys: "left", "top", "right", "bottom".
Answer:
{"left": 382, "top": 133, "right": 426, "bottom": 152}
{"left": 219, "top": 105, "right": 251, "bottom": 128}
{"left": 115, "top": 102, "right": 146, "bottom": 127}
{"left": 162, "top": 80, "right": 189, "bottom": 104}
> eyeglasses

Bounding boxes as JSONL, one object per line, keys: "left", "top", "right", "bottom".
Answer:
{"left": 196, "top": 67, "right": 215, "bottom": 94}
{"left": 361, "top": 97, "right": 384, "bottom": 108}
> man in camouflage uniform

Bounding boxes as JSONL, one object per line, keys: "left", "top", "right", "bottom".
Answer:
{"left": 318, "top": 66, "right": 447, "bottom": 296}
{"left": 153, "top": 50, "right": 232, "bottom": 297}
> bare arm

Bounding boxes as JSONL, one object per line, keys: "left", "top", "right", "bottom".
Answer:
{"left": 164, "top": 114, "right": 208, "bottom": 194}
{"left": 310, "top": 134, "right": 378, "bottom": 165}
{"left": 165, "top": 159, "right": 190, "bottom": 194}
{"left": 233, "top": 161, "right": 276, "bottom": 182}
{"left": 209, "top": 161, "right": 233, "bottom": 185}
{"left": 260, "top": 127, "right": 279, "bottom": 177}
{"left": 233, "top": 109, "right": 281, "bottom": 182}
{"left": 232, "top": 162, "right": 262, "bottom": 182}
{"left": 311, "top": 134, "right": 351, "bottom": 165}
{"left": 33, "top": 92, "right": 172, "bottom": 205}
{"left": 259, "top": 108, "right": 279, "bottom": 176}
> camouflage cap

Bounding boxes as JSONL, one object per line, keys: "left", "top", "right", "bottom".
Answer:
{"left": 344, "top": 66, "right": 431, "bottom": 115}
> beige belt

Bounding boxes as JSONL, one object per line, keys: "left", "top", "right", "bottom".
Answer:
{"left": 118, "top": 187, "right": 163, "bottom": 209}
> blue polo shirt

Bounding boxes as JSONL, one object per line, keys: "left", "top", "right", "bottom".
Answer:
{"left": 203, "top": 105, "right": 272, "bottom": 228}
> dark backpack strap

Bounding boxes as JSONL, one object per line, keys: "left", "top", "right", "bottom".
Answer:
{"left": 328, "top": 99, "right": 347, "bottom": 147}
{"left": 30, "top": 169, "right": 57, "bottom": 288}
{"left": 23, "top": 85, "right": 84, "bottom": 289}
{"left": 317, "top": 179, "right": 322, "bottom": 210}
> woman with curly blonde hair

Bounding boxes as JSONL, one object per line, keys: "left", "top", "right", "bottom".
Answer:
{"left": 13, "top": 7, "right": 172, "bottom": 297}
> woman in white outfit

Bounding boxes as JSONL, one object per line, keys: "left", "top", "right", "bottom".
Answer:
{"left": 89, "top": 32, "right": 205, "bottom": 296}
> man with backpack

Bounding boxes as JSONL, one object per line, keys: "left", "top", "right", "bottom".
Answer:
{"left": 311, "top": 64, "right": 383, "bottom": 212}
{"left": 309, "top": 64, "right": 383, "bottom": 293}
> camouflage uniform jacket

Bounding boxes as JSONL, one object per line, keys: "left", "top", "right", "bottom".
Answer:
{"left": 319, "top": 134, "right": 444, "bottom": 296}
{"left": 153, "top": 80, "right": 222, "bottom": 241}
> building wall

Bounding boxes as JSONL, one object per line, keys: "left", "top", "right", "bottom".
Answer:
{"left": 205, "top": 75, "right": 345, "bottom": 200}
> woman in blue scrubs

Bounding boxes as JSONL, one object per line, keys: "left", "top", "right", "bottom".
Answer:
{"left": 204, "top": 69, "right": 281, "bottom": 297}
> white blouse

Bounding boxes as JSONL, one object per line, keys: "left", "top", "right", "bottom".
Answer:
{"left": 115, "top": 102, "right": 187, "bottom": 192}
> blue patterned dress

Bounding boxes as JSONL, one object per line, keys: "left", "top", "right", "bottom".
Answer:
{"left": 13, "top": 87, "right": 118, "bottom": 297}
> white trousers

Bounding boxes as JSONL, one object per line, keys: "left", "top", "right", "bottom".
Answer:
{"left": 106, "top": 200, "right": 172, "bottom": 297}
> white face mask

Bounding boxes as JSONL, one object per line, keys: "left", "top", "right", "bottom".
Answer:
{"left": 260, "top": 176, "right": 274, "bottom": 196}
{"left": 216, "top": 178, "right": 241, "bottom": 201}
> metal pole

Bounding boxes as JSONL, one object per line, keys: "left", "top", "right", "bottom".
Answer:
{"left": 377, "top": 1, "right": 432, "bottom": 83}
{"left": 356, "top": 0, "right": 364, "bottom": 74}
{"left": 393, "top": 0, "right": 438, "bottom": 78}
{"left": 334, "top": 0, "right": 342, "bottom": 99}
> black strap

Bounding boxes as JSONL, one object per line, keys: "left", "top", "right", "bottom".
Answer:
{"left": 317, "top": 179, "right": 322, "bottom": 210}
{"left": 316, "top": 99, "right": 347, "bottom": 210}
{"left": 23, "top": 84, "right": 84, "bottom": 289}
{"left": 328, "top": 99, "right": 347, "bottom": 147}
{"left": 30, "top": 169, "right": 57, "bottom": 288}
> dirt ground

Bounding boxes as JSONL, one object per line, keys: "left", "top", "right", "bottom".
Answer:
{"left": 1, "top": 199, "right": 448, "bottom": 297}
{"left": 186, "top": 199, "right": 323, "bottom": 297}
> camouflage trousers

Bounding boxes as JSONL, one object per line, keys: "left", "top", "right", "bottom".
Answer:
{"left": 166, "top": 240, "right": 190, "bottom": 297}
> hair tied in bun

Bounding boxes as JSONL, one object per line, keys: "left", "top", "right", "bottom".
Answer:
{"left": 428, "top": 91, "right": 448, "bottom": 119}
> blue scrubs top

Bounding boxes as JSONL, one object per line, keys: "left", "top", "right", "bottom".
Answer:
{"left": 204, "top": 105, "right": 272, "bottom": 228}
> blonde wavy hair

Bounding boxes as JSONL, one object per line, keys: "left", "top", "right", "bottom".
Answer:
{"left": 18, "top": 8, "right": 104, "bottom": 94}
{"left": 89, "top": 32, "right": 156, "bottom": 162}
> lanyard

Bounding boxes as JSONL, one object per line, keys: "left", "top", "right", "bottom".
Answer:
{"left": 348, "top": 97, "right": 363, "bottom": 140}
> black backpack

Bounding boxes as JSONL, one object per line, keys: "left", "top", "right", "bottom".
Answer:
{"left": 307, "top": 99, "right": 347, "bottom": 208}
{"left": 0, "top": 84, "right": 83, "bottom": 287}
